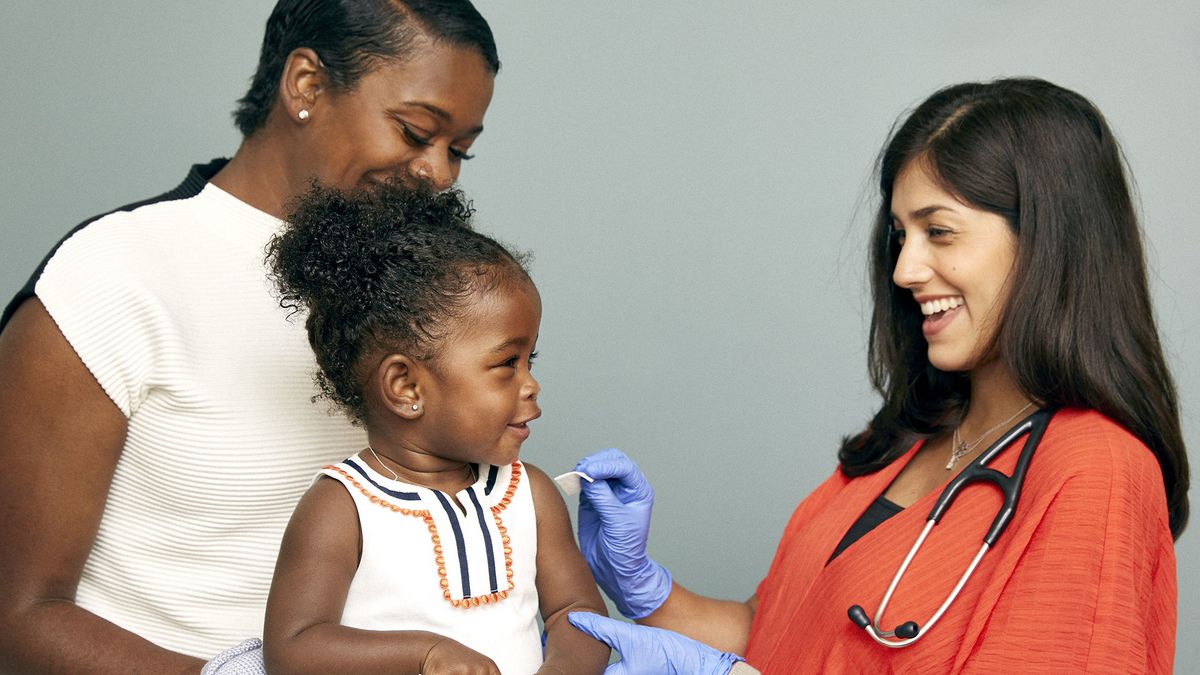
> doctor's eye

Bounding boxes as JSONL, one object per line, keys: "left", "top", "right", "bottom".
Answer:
{"left": 528, "top": 351, "right": 538, "bottom": 368}
{"left": 888, "top": 228, "right": 906, "bottom": 245}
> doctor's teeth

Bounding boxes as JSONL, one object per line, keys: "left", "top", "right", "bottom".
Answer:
{"left": 920, "top": 297, "right": 963, "bottom": 316}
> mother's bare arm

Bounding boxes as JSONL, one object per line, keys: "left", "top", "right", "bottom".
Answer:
{"left": 0, "top": 299, "right": 203, "bottom": 674}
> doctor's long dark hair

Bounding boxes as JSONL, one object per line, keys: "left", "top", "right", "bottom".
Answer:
{"left": 837, "top": 78, "right": 1189, "bottom": 539}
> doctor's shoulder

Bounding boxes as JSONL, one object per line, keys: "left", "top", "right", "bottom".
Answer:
{"left": 1028, "top": 408, "right": 1170, "bottom": 522}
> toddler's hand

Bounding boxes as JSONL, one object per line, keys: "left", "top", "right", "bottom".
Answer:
{"left": 421, "top": 638, "right": 502, "bottom": 675}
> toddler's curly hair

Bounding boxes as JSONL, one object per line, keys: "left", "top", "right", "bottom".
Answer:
{"left": 267, "top": 181, "right": 531, "bottom": 423}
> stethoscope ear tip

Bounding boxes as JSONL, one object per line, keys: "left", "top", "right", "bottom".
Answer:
{"left": 848, "top": 604, "right": 921, "bottom": 640}
{"left": 848, "top": 605, "right": 871, "bottom": 629}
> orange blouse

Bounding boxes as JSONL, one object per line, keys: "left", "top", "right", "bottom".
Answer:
{"left": 745, "top": 409, "right": 1176, "bottom": 674}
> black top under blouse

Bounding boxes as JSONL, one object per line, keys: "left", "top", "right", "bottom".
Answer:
{"left": 828, "top": 494, "right": 904, "bottom": 563}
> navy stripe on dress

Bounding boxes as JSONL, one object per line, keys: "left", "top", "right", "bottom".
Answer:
{"left": 466, "top": 487, "right": 499, "bottom": 593}
{"left": 343, "top": 458, "right": 421, "bottom": 501}
{"left": 484, "top": 464, "right": 499, "bottom": 495}
{"left": 433, "top": 491, "right": 471, "bottom": 598}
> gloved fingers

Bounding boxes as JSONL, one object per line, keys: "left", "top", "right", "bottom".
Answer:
{"left": 577, "top": 471, "right": 630, "bottom": 512}
{"left": 567, "top": 612, "right": 635, "bottom": 650}
{"left": 576, "top": 448, "right": 643, "bottom": 484}
{"left": 577, "top": 449, "right": 654, "bottom": 503}
{"left": 576, "top": 447, "right": 632, "bottom": 473}
{"left": 604, "top": 662, "right": 635, "bottom": 675}
{"left": 569, "top": 613, "right": 742, "bottom": 675}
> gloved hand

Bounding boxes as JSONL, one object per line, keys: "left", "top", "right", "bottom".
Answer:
{"left": 575, "top": 448, "right": 672, "bottom": 619}
{"left": 568, "top": 612, "right": 745, "bottom": 675}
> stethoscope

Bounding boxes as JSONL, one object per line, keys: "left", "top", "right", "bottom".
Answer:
{"left": 848, "top": 408, "right": 1053, "bottom": 648}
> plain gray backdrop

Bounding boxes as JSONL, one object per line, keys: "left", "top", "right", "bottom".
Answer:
{"left": 3, "top": 1, "right": 1197, "bottom": 669}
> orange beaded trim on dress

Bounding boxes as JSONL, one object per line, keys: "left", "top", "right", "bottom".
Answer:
{"left": 323, "top": 461, "right": 522, "bottom": 609}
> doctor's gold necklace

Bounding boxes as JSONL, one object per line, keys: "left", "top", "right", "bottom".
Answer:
{"left": 946, "top": 402, "right": 1034, "bottom": 470}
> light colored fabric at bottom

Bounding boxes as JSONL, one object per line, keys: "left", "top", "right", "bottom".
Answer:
{"left": 201, "top": 638, "right": 265, "bottom": 675}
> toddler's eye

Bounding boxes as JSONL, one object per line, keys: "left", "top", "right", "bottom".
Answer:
{"left": 528, "top": 351, "right": 538, "bottom": 368}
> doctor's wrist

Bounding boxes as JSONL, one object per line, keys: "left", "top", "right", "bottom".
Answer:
{"left": 614, "top": 559, "right": 673, "bottom": 619}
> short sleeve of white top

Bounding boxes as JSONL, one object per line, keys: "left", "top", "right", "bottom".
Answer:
{"left": 29, "top": 174, "right": 365, "bottom": 658}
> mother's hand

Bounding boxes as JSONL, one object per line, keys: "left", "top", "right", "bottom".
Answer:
{"left": 575, "top": 449, "right": 673, "bottom": 619}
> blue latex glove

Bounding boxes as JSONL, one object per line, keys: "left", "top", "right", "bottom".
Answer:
{"left": 568, "top": 612, "right": 744, "bottom": 675}
{"left": 576, "top": 448, "right": 673, "bottom": 619}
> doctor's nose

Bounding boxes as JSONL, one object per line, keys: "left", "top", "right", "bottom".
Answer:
{"left": 892, "top": 242, "right": 933, "bottom": 289}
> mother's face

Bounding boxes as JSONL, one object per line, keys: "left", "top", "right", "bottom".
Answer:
{"left": 303, "top": 42, "right": 495, "bottom": 191}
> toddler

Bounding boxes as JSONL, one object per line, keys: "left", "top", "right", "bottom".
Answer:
{"left": 261, "top": 183, "right": 609, "bottom": 674}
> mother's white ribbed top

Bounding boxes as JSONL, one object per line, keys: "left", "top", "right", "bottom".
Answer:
{"left": 34, "top": 179, "right": 364, "bottom": 658}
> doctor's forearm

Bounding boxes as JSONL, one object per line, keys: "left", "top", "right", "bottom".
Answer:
{"left": 638, "top": 582, "right": 756, "bottom": 656}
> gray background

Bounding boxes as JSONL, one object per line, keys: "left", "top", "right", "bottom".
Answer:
{"left": 2, "top": 0, "right": 1197, "bottom": 669}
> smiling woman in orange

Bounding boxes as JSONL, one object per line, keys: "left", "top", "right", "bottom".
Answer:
{"left": 567, "top": 78, "right": 1188, "bottom": 674}
{"left": 0, "top": 1, "right": 499, "bottom": 672}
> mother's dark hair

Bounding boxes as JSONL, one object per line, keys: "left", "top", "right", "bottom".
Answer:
{"left": 234, "top": 0, "right": 499, "bottom": 137}
{"left": 838, "top": 77, "right": 1189, "bottom": 538}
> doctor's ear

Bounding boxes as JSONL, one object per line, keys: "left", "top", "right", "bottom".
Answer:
{"left": 373, "top": 354, "right": 425, "bottom": 419}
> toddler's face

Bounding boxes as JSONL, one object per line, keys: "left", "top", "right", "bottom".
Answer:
{"left": 416, "top": 279, "right": 542, "bottom": 467}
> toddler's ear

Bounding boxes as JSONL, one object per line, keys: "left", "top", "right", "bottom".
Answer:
{"left": 374, "top": 354, "right": 425, "bottom": 420}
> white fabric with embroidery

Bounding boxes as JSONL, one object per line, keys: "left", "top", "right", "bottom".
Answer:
{"left": 320, "top": 458, "right": 541, "bottom": 673}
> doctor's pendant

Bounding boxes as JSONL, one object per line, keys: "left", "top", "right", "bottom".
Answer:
{"left": 945, "top": 442, "right": 971, "bottom": 470}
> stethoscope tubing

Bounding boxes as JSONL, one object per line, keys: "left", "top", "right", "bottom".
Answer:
{"left": 850, "top": 409, "right": 1054, "bottom": 648}
{"left": 868, "top": 537, "right": 990, "bottom": 647}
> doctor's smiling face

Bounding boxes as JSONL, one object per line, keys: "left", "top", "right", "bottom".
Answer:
{"left": 889, "top": 159, "right": 1017, "bottom": 373}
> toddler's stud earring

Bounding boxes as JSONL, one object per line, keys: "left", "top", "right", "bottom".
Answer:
{"left": 411, "top": 404, "right": 419, "bottom": 411}
{"left": 298, "top": 109, "right": 310, "bottom": 121}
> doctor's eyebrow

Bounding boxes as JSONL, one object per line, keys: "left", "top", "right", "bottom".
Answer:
{"left": 891, "top": 205, "right": 958, "bottom": 222}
